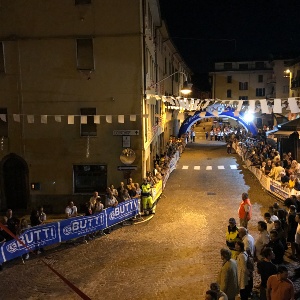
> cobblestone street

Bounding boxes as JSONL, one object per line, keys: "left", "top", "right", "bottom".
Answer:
{"left": 1, "top": 140, "right": 300, "bottom": 299}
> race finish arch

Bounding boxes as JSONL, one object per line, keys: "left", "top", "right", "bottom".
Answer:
{"left": 178, "top": 104, "right": 258, "bottom": 137}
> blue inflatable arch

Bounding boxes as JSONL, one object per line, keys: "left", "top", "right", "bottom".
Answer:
{"left": 178, "top": 107, "right": 258, "bottom": 137}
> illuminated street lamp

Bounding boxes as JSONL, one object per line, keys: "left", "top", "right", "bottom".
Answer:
{"left": 151, "top": 71, "right": 192, "bottom": 95}
{"left": 284, "top": 69, "right": 291, "bottom": 78}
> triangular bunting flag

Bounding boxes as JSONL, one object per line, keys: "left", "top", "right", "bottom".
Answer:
{"left": 41, "top": 115, "right": 47, "bottom": 124}
{"left": 27, "top": 115, "right": 34, "bottom": 123}
{"left": 68, "top": 115, "right": 74, "bottom": 124}
{"left": 13, "top": 114, "right": 20, "bottom": 122}
{"left": 0, "top": 114, "right": 6, "bottom": 122}
{"left": 106, "top": 115, "right": 112, "bottom": 123}
{"left": 55, "top": 115, "right": 62, "bottom": 122}
{"left": 81, "top": 116, "right": 87, "bottom": 124}
{"left": 118, "top": 115, "right": 124, "bottom": 123}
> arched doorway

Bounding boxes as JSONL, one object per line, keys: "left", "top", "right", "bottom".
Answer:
{"left": 178, "top": 106, "right": 258, "bottom": 137}
{"left": 0, "top": 153, "right": 29, "bottom": 210}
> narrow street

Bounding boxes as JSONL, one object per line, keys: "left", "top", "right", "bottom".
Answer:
{"left": 1, "top": 139, "right": 299, "bottom": 300}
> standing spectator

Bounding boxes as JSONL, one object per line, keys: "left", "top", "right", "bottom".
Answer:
{"left": 238, "top": 227, "right": 255, "bottom": 257}
{"left": 255, "top": 221, "right": 270, "bottom": 261}
{"left": 260, "top": 161, "right": 266, "bottom": 174}
{"left": 293, "top": 177, "right": 300, "bottom": 191}
{"left": 191, "top": 130, "right": 195, "bottom": 142}
{"left": 266, "top": 265, "right": 294, "bottom": 300}
{"left": 30, "top": 210, "right": 44, "bottom": 253}
{"left": 266, "top": 230, "right": 285, "bottom": 265}
{"left": 257, "top": 247, "right": 277, "bottom": 300}
{"left": 273, "top": 220, "right": 287, "bottom": 251}
{"left": 209, "top": 282, "right": 228, "bottom": 300}
{"left": 89, "top": 191, "right": 100, "bottom": 212}
{"left": 186, "top": 131, "right": 190, "bottom": 143}
{"left": 205, "top": 290, "right": 218, "bottom": 300}
{"left": 4, "top": 209, "right": 20, "bottom": 241}
{"left": 210, "top": 130, "right": 214, "bottom": 141}
{"left": 268, "top": 162, "right": 285, "bottom": 181}
{"left": 94, "top": 197, "right": 104, "bottom": 213}
{"left": 106, "top": 188, "right": 118, "bottom": 207}
{"left": 110, "top": 184, "right": 119, "bottom": 198}
{"left": 268, "top": 206, "right": 279, "bottom": 222}
{"left": 65, "top": 201, "right": 78, "bottom": 218}
{"left": 238, "top": 193, "right": 252, "bottom": 228}
{"left": 264, "top": 160, "right": 273, "bottom": 176}
{"left": 225, "top": 218, "right": 240, "bottom": 259}
{"left": 226, "top": 141, "right": 232, "bottom": 154}
{"left": 117, "top": 181, "right": 125, "bottom": 199}
{"left": 287, "top": 205, "right": 298, "bottom": 260}
{"left": 264, "top": 212, "right": 275, "bottom": 234}
{"left": 217, "top": 248, "right": 239, "bottom": 300}
{"left": 126, "top": 178, "right": 135, "bottom": 197}
{"left": 30, "top": 209, "right": 42, "bottom": 226}
{"left": 38, "top": 206, "right": 47, "bottom": 223}
{"left": 295, "top": 213, "right": 300, "bottom": 261}
{"left": 19, "top": 218, "right": 30, "bottom": 260}
{"left": 234, "top": 241, "right": 251, "bottom": 300}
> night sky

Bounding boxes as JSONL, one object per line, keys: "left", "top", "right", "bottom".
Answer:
{"left": 159, "top": 0, "right": 300, "bottom": 78}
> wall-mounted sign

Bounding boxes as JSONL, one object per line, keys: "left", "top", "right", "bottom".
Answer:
{"left": 122, "top": 136, "right": 130, "bottom": 148}
{"left": 117, "top": 166, "right": 138, "bottom": 171}
{"left": 113, "top": 130, "right": 139, "bottom": 136}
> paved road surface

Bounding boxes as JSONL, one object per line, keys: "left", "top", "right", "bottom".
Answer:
{"left": 1, "top": 140, "right": 299, "bottom": 300}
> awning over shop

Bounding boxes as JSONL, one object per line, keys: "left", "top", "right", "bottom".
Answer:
{"left": 273, "top": 130, "right": 298, "bottom": 137}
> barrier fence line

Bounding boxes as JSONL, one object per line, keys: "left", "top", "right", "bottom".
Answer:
{"left": 234, "top": 143, "right": 299, "bottom": 201}
{"left": 0, "top": 198, "right": 139, "bottom": 264}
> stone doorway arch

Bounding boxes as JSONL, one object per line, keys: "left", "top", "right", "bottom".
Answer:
{"left": 0, "top": 153, "right": 29, "bottom": 210}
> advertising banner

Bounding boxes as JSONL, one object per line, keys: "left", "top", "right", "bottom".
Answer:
{"left": 152, "top": 180, "right": 163, "bottom": 203}
{"left": 269, "top": 180, "right": 290, "bottom": 200}
{"left": 0, "top": 198, "right": 139, "bottom": 264}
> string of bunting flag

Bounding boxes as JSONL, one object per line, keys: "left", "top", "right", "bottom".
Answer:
{"left": 1, "top": 97, "right": 300, "bottom": 125}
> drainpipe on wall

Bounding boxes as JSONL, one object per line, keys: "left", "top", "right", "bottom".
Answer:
{"left": 141, "top": 0, "right": 146, "bottom": 178}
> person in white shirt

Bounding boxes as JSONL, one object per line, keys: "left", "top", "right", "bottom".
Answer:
{"left": 94, "top": 198, "right": 104, "bottom": 212}
{"left": 264, "top": 212, "right": 275, "bottom": 233}
{"left": 255, "top": 221, "right": 270, "bottom": 261}
{"left": 238, "top": 227, "right": 255, "bottom": 257}
{"left": 65, "top": 201, "right": 78, "bottom": 218}
{"left": 268, "top": 206, "right": 278, "bottom": 222}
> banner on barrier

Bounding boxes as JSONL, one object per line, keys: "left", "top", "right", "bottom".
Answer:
{"left": 260, "top": 174, "right": 270, "bottom": 190}
{"left": 0, "top": 198, "right": 139, "bottom": 264}
{"left": 269, "top": 180, "right": 290, "bottom": 200}
{"left": 152, "top": 180, "right": 163, "bottom": 203}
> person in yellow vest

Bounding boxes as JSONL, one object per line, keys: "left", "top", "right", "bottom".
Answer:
{"left": 141, "top": 178, "right": 154, "bottom": 215}
{"left": 226, "top": 218, "right": 240, "bottom": 260}
{"left": 238, "top": 192, "right": 252, "bottom": 228}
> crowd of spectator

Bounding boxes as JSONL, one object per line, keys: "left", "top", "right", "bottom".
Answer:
{"left": 238, "top": 134, "right": 300, "bottom": 194}
{"left": 205, "top": 197, "right": 298, "bottom": 300}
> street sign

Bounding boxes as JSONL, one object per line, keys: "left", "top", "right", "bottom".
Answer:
{"left": 113, "top": 130, "right": 139, "bottom": 136}
{"left": 117, "top": 165, "right": 138, "bottom": 171}
{"left": 122, "top": 136, "right": 130, "bottom": 148}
